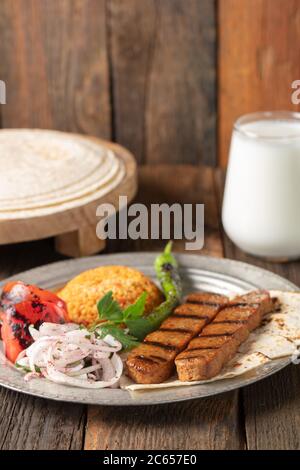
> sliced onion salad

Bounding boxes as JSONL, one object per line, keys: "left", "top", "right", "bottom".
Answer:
{"left": 15, "top": 322, "right": 123, "bottom": 389}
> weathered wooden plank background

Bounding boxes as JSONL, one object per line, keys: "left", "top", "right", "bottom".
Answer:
{"left": 0, "top": 0, "right": 217, "bottom": 165}
{"left": 0, "top": 0, "right": 111, "bottom": 137}
{"left": 1, "top": 0, "right": 299, "bottom": 166}
{"left": 218, "top": 0, "right": 300, "bottom": 166}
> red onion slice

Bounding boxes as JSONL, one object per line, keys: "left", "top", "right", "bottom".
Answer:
{"left": 18, "top": 322, "right": 124, "bottom": 389}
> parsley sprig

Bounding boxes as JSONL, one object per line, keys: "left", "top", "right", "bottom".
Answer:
{"left": 97, "top": 290, "right": 147, "bottom": 324}
{"left": 92, "top": 291, "right": 148, "bottom": 350}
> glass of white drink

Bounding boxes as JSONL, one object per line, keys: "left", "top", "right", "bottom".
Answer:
{"left": 222, "top": 111, "right": 300, "bottom": 261}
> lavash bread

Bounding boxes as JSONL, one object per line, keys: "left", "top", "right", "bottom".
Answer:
{"left": 0, "top": 129, "right": 125, "bottom": 218}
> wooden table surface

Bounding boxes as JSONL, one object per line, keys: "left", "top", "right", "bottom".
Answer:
{"left": 1, "top": 164, "right": 300, "bottom": 450}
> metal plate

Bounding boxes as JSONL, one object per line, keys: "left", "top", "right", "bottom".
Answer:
{"left": 0, "top": 253, "right": 297, "bottom": 406}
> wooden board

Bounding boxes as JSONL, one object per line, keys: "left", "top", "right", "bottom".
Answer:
{"left": 218, "top": 0, "right": 300, "bottom": 167}
{"left": 0, "top": 136, "right": 137, "bottom": 257}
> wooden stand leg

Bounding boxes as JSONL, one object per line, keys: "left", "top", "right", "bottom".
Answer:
{"left": 55, "top": 226, "right": 106, "bottom": 257}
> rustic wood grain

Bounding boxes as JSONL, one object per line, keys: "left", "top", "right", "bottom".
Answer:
{"left": 242, "top": 365, "right": 300, "bottom": 450}
{"left": 85, "top": 165, "right": 244, "bottom": 451}
{"left": 215, "top": 168, "right": 300, "bottom": 450}
{"left": 218, "top": 0, "right": 300, "bottom": 167}
{"left": 0, "top": 0, "right": 216, "bottom": 165}
{"left": 106, "top": 164, "right": 225, "bottom": 257}
{"left": 0, "top": 388, "right": 85, "bottom": 450}
{"left": 85, "top": 393, "right": 244, "bottom": 450}
{"left": 134, "top": 165, "right": 223, "bottom": 257}
{"left": 0, "top": 0, "right": 111, "bottom": 137}
{"left": 108, "top": 0, "right": 216, "bottom": 165}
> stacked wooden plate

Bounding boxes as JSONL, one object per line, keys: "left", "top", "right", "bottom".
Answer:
{"left": 0, "top": 129, "right": 137, "bottom": 256}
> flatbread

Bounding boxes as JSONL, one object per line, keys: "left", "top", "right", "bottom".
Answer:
{"left": 121, "top": 290, "right": 300, "bottom": 392}
{"left": 258, "top": 290, "right": 300, "bottom": 343}
{"left": 238, "top": 332, "right": 295, "bottom": 359}
{"left": 0, "top": 129, "right": 124, "bottom": 216}
{"left": 120, "top": 352, "right": 269, "bottom": 391}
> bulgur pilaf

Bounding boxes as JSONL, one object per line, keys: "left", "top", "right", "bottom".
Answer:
{"left": 58, "top": 265, "right": 163, "bottom": 326}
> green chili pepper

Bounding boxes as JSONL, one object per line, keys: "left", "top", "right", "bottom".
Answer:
{"left": 125, "top": 242, "right": 182, "bottom": 340}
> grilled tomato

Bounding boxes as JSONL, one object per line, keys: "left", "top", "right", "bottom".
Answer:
{"left": 0, "top": 281, "right": 68, "bottom": 363}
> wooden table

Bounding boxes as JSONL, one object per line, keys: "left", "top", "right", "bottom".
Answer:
{"left": 1, "top": 164, "right": 300, "bottom": 450}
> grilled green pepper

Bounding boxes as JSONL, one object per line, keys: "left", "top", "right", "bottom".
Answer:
{"left": 125, "top": 242, "right": 182, "bottom": 340}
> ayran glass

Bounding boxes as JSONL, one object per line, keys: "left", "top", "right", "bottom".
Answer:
{"left": 222, "top": 111, "right": 300, "bottom": 261}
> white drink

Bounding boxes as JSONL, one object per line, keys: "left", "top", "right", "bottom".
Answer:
{"left": 222, "top": 112, "right": 300, "bottom": 260}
